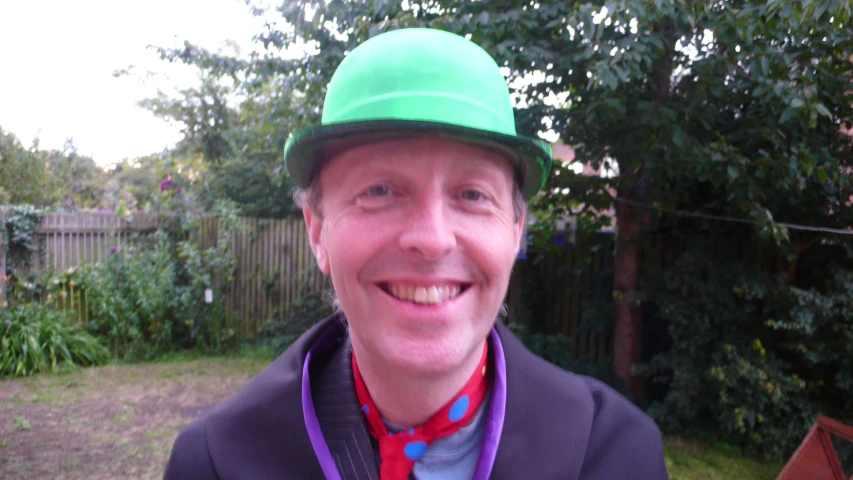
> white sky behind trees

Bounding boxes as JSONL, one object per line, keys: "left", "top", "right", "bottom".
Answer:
{"left": 0, "top": 0, "right": 277, "bottom": 167}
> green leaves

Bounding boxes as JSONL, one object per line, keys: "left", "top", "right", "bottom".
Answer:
{"left": 641, "top": 249, "right": 853, "bottom": 459}
{"left": 0, "top": 304, "right": 110, "bottom": 377}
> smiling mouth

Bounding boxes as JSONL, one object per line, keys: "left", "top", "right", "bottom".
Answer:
{"left": 379, "top": 283, "right": 469, "bottom": 305}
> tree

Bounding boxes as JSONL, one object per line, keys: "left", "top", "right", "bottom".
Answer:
{"left": 67, "top": 153, "right": 108, "bottom": 209}
{"left": 0, "top": 126, "right": 74, "bottom": 207}
{"left": 159, "top": 0, "right": 853, "bottom": 399}
{"left": 139, "top": 71, "right": 302, "bottom": 218}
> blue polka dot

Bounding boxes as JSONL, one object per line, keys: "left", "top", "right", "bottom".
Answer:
{"left": 408, "top": 429, "right": 415, "bottom": 436}
{"left": 448, "top": 395, "right": 470, "bottom": 422}
{"left": 362, "top": 404, "right": 369, "bottom": 415}
{"left": 404, "top": 441, "right": 428, "bottom": 460}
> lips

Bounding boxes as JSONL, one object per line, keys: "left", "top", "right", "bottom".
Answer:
{"left": 382, "top": 283, "right": 465, "bottom": 305}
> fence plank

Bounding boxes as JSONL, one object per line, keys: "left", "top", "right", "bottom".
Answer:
{"left": 0, "top": 210, "right": 6, "bottom": 308}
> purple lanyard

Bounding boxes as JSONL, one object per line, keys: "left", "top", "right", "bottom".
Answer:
{"left": 302, "top": 327, "right": 508, "bottom": 480}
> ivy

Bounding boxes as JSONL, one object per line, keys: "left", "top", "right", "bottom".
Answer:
{"left": 2, "top": 205, "right": 48, "bottom": 302}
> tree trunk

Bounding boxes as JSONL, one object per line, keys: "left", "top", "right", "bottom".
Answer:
{"left": 612, "top": 21, "right": 673, "bottom": 401}
{"left": 613, "top": 183, "right": 648, "bottom": 400}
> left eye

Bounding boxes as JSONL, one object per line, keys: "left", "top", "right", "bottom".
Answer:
{"left": 365, "top": 185, "right": 390, "bottom": 197}
{"left": 460, "top": 190, "right": 483, "bottom": 201}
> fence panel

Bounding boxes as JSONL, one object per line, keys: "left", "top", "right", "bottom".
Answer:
{"left": 5, "top": 210, "right": 629, "bottom": 365}
{"left": 509, "top": 244, "right": 614, "bottom": 364}
{"left": 0, "top": 210, "right": 6, "bottom": 308}
{"left": 195, "top": 216, "right": 331, "bottom": 337}
{"left": 33, "top": 213, "right": 158, "bottom": 273}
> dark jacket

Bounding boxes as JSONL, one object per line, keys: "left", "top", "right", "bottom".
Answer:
{"left": 164, "top": 315, "right": 668, "bottom": 479}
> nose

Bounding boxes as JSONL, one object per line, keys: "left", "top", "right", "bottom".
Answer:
{"left": 398, "top": 191, "right": 456, "bottom": 259}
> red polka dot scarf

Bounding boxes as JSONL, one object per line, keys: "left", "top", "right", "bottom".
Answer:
{"left": 351, "top": 342, "right": 490, "bottom": 480}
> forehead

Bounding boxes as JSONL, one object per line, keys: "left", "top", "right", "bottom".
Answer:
{"left": 319, "top": 136, "right": 517, "bottom": 185}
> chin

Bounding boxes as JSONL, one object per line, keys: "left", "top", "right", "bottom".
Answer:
{"left": 385, "top": 334, "right": 478, "bottom": 376}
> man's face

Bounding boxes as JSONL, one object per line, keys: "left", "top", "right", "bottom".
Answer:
{"left": 304, "top": 137, "right": 524, "bottom": 376}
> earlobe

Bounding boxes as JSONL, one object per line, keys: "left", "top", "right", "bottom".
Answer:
{"left": 303, "top": 207, "right": 330, "bottom": 274}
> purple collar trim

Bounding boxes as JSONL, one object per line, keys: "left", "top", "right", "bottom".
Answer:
{"left": 301, "top": 325, "right": 507, "bottom": 479}
{"left": 302, "top": 327, "right": 343, "bottom": 480}
{"left": 473, "top": 326, "right": 507, "bottom": 480}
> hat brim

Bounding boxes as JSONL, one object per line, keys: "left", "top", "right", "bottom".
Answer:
{"left": 284, "top": 119, "right": 551, "bottom": 200}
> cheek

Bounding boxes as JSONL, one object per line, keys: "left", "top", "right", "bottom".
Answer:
{"left": 324, "top": 217, "right": 390, "bottom": 277}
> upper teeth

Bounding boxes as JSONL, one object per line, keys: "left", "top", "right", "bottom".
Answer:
{"left": 388, "top": 284, "right": 462, "bottom": 305}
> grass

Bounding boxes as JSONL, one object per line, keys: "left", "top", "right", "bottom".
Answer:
{"left": 0, "top": 354, "right": 271, "bottom": 480}
{"left": 0, "top": 350, "right": 785, "bottom": 480}
{"left": 665, "top": 436, "right": 784, "bottom": 480}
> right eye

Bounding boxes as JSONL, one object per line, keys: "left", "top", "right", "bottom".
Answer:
{"left": 364, "top": 185, "right": 390, "bottom": 197}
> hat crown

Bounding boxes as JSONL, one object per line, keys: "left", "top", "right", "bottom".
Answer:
{"left": 322, "top": 28, "right": 517, "bottom": 136}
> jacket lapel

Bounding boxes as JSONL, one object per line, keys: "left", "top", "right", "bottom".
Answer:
{"left": 202, "top": 316, "right": 342, "bottom": 479}
{"left": 488, "top": 322, "right": 595, "bottom": 480}
{"left": 312, "top": 338, "right": 380, "bottom": 480}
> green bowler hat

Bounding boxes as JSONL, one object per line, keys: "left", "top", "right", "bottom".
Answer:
{"left": 284, "top": 28, "right": 552, "bottom": 199}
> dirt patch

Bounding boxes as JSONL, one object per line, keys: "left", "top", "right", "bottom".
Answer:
{"left": 0, "top": 358, "right": 268, "bottom": 480}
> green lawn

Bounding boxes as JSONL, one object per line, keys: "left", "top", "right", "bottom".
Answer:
{"left": 0, "top": 353, "right": 784, "bottom": 479}
{"left": 665, "top": 436, "right": 783, "bottom": 480}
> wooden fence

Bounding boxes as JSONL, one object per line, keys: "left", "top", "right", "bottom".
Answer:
{"left": 1, "top": 212, "right": 158, "bottom": 308}
{"left": 36, "top": 213, "right": 160, "bottom": 270}
{"left": 3, "top": 210, "right": 622, "bottom": 365}
{"left": 508, "top": 243, "right": 614, "bottom": 365}
{"left": 1, "top": 211, "right": 329, "bottom": 338}
{"left": 196, "top": 216, "right": 330, "bottom": 338}
{"left": 0, "top": 210, "right": 5, "bottom": 308}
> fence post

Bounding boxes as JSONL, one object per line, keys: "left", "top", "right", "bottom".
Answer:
{"left": 0, "top": 209, "right": 6, "bottom": 308}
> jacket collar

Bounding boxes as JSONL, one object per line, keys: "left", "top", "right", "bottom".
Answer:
{"left": 201, "top": 315, "right": 596, "bottom": 480}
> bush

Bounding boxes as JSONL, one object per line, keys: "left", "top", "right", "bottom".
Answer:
{"left": 0, "top": 303, "right": 110, "bottom": 377}
{"left": 508, "top": 322, "right": 622, "bottom": 390}
{"left": 637, "top": 246, "right": 853, "bottom": 459}
{"left": 76, "top": 199, "right": 242, "bottom": 360}
{"left": 263, "top": 283, "right": 335, "bottom": 354}
{"left": 78, "top": 241, "right": 178, "bottom": 360}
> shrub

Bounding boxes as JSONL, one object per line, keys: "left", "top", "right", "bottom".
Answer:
{"left": 77, "top": 199, "right": 242, "bottom": 360}
{"left": 508, "top": 322, "right": 622, "bottom": 390}
{"left": 78, "top": 241, "right": 177, "bottom": 360}
{"left": 0, "top": 303, "right": 110, "bottom": 377}
{"left": 637, "top": 247, "right": 853, "bottom": 459}
{"left": 263, "top": 283, "right": 335, "bottom": 354}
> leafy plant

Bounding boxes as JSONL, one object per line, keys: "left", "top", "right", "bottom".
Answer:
{"left": 78, "top": 239, "right": 177, "bottom": 360}
{"left": 2, "top": 205, "right": 48, "bottom": 304}
{"left": 637, "top": 243, "right": 853, "bottom": 458}
{"left": 263, "top": 282, "right": 335, "bottom": 354}
{"left": 0, "top": 303, "right": 110, "bottom": 377}
{"left": 77, "top": 195, "right": 243, "bottom": 360}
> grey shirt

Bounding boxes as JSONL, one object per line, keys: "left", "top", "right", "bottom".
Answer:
{"left": 385, "top": 391, "right": 491, "bottom": 480}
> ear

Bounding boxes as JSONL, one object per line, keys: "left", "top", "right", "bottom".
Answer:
{"left": 513, "top": 209, "right": 526, "bottom": 256}
{"left": 303, "top": 206, "right": 330, "bottom": 274}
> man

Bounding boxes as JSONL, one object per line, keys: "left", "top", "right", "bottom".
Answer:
{"left": 165, "top": 28, "right": 669, "bottom": 480}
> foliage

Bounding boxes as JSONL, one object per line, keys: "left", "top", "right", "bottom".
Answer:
{"left": 175, "top": 199, "right": 243, "bottom": 354}
{"left": 2, "top": 204, "right": 43, "bottom": 267}
{"left": 66, "top": 154, "right": 109, "bottom": 209}
{"left": 76, "top": 189, "right": 243, "bottom": 360}
{"left": 138, "top": 70, "right": 300, "bottom": 218}
{"left": 0, "top": 303, "right": 110, "bottom": 377}
{"left": 158, "top": 0, "right": 853, "bottom": 457}
{"left": 100, "top": 156, "right": 163, "bottom": 212}
{"left": 263, "top": 282, "right": 335, "bottom": 354}
{"left": 0, "top": 127, "right": 73, "bottom": 207}
{"left": 2, "top": 205, "right": 49, "bottom": 305}
{"left": 508, "top": 322, "right": 621, "bottom": 389}
{"left": 637, "top": 239, "right": 853, "bottom": 459}
{"left": 77, "top": 240, "right": 178, "bottom": 360}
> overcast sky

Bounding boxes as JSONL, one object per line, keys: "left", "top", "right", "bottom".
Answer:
{"left": 0, "top": 0, "right": 278, "bottom": 166}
